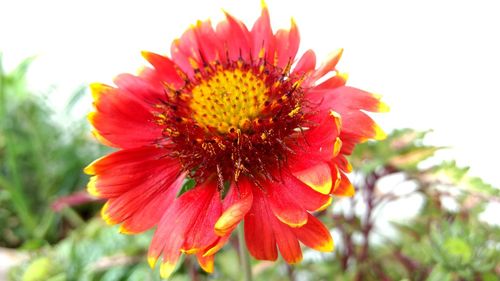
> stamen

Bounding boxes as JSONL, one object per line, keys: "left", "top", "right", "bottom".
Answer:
{"left": 157, "top": 59, "right": 307, "bottom": 185}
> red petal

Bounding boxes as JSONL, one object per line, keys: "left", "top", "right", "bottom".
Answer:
{"left": 331, "top": 172, "right": 355, "bottom": 197}
{"left": 268, "top": 178, "right": 308, "bottom": 227}
{"left": 307, "top": 86, "right": 387, "bottom": 144}
{"left": 88, "top": 83, "right": 162, "bottom": 149}
{"left": 293, "top": 214, "right": 334, "bottom": 252}
{"left": 312, "top": 86, "right": 389, "bottom": 113}
{"left": 250, "top": 3, "right": 275, "bottom": 62}
{"left": 278, "top": 172, "right": 332, "bottom": 212}
{"left": 119, "top": 175, "right": 185, "bottom": 234}
{"left": 314, "top": 72, "right": 348, "bottom": 90}
{"left": 182, "top": 180, "right": 223, "bottom": 253}
{"left": 341, "top": 111, "right": 386, "bottom": 142}
{"left": 310, "top": 48, "right": 343, "bottom": 82}
{"left": 244, "top": 188, "right": 278, "bottom": 261}
{"left": 148, "top": 180, "right": 220, "bottom": 275}
{"left": 113, "top": 73, "right": 165, "bottom": 106}
{"left": 141, "top": 51, "right": 185, "bottom": 89}
{"left": 85, "top": 147, "right": 183, "bottom": 233}
{"left": 196, "top": 253, "right": 214, "bottom": 273}
{"left": 289, "top": 111, "right": 341, "bottom": 164}
{"left": 84, "top": 147, "right": 178, "bottom": 197}
{"left": 272, "top": 217, "right": 303, "bottom": 264}
{"left": 203, "top": 233, "right": 232, "bottom": 257}
{"left": 193, "top": 20, "right": 225, "bottom": 63}
{"left": 292, "top": 162, "right": 333, "bottom": 195}
{"left": 333, "top": 154, "right": 353, "bottom": 173}
{"left": 293, "top": 49, "right": 316, "bottom": 75}
{"left": 329, "top": 162, "right": 342, "bottom": 191}
{"left": 216, "top": 12, "right": 251, "bottom": 62}
{"left": 215, "top": 179, "right": 253, "bottom": 236}
{"left": 171, "top": 36, "right": 197, "bottom": 79}
{"left": 274, "top": 19, "right": 300, "bottom": 68}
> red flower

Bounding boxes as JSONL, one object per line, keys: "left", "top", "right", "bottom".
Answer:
{"left": 85, "top": 3, "right": 387, "bottom": 278}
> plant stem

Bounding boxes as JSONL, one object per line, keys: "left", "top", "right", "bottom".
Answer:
{"left": 237, "top": 224, "right": 253, "bottom": 281}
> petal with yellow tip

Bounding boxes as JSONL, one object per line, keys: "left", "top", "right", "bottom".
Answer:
{"left": 86, "top": 176, "right": 100, "bottom": 197}
{"left": 293, "top": 214, "right": 334, "bottom": 252}
{"left": 159, "top": 261, "right": 178, "bottom": 279}
{"left": 215, "top": 180, "right": 253, "bottom": 236}
{"left": 293, "top": 162, "right": 333, "bottom": 195}
{"left": 196, "top": 253, "right": 215, "bottom": 273}
{"left": 331, "top": 172, "right": 355, "bottom": 197}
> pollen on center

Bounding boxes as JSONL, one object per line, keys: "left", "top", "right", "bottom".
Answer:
{"left": 190, "top": 68, "right": 269, "bottom": 133}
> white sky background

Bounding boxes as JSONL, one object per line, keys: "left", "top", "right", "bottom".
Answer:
{"left": 1, "top": 0, "right": 499, "bottom": 188}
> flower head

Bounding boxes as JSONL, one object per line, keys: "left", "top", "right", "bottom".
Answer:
{"left": 85, "top": 3, "right": 387, "bottom": 278}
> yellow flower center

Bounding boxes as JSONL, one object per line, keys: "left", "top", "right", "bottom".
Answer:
{"left": 190, "top": 69, "right": 269, "bottom": 133}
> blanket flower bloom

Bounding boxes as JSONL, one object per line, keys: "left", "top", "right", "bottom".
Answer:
{"left": 85, "top": 3, "right": 387, "bottom": 278}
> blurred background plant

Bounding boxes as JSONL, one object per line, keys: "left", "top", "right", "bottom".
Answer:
{"left": 1, "top": 58, "right": 499, "bottom": 281}
{"left": 0, "top": 55, "right": 105, "bottom": 249}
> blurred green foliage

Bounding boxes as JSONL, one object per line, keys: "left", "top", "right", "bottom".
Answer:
{"left": 2, "top": 58, "right": 499, "bottom": 280}
{"left": 0, "top": 55, "right": 104, "bottom": 247}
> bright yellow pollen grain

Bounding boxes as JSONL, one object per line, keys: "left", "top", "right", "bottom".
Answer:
{"left": 190, "top": 69, "right": 268, "bottom": 133}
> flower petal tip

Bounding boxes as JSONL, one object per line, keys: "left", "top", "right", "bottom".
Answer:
{"left": 197, "top": 255, "right": 215, "bottom": 273}
{"left": 329, "top": 110, "right": 342, "bottom": 130}
{"left": 86, "top": 176, "right": 100, "bottom": 197}
{"left": 378, "top": 101, "right": 390, "bottom": 113}
{"left": 140, "top": 50, "right": 153, "bottom": 60}
{"left": 374, "top": 125, "right": 387, "bottom": 140}
{"left": 89, "top": 83, "right": 110, "bottom": 101}
{"left": 214, "top": 221, "right": 232, "bottom": 236}
{"left": 260, "top": 0, "right": 268, "bottom": 9}
{"left": 100, "top": 202, "right": 117, "bottom": 225}
{"left": 118, "top": 224, "right": 136, "bottom": 235}
{"left": 83, "top": 162, "right": 95, "bottom": 175}
{"left": 87, "top": 111, "right": 96, "bottom": 124}
{"left": 317, "top": 238, "right": 335, "bottom": 252}
{"left": 333, "top": 137, "right": 342, "bottom": 158}
{"left": 315, "top": 196, "right": 333, "bottom": 212}
{"left": 147, "top": 256, "right": 157, "bottom": 269}
{"left": 294, "top": 164, "right": 333, "bottom": 195}
{"left": 287, "top": 255, "right": 304, "bottom": 265}
{"left": 332, "top": 182, "right": 355, "bottom": 197}
{"left": 328, "top": 48, "right": 344, "bottom": 69}
{"left": 159, "top": 261, "right": 177, "bottom": 279}
{"left": 346, "top": 162, "right": 353, "bottom": 173}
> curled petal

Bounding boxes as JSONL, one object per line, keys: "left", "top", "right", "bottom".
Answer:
{"left": 215, "top": 179, "right": 253, "bottom": 236}
{"left": 280, "top": 172, "right": 332, "bottom": 212}
{"left": 293, "top": 162, "right": 333, "bottom": 195}
{"left": 310, "top": 48, "right": 343, "bottom": 82}
{"left": 196, "top": 253, "right": 215, "bottom": 273}
{"left": 331, "top": 172, "right": 355, "bottom": 197}
{"left": 333, "top": 154, "right": 353, "bottom": 172}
